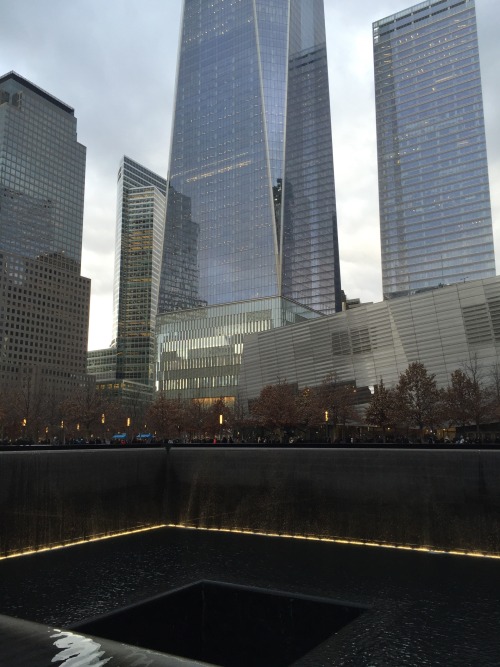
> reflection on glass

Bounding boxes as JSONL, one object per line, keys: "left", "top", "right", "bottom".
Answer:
{"left": 374, "top": 0, "right": 495, "bottom": 299}
{"left": 159, "top": 0, "right": 341, "bottom": 315}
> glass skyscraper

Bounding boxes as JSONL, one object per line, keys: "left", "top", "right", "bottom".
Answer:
{"left": 0, "top": 72, "right": 86, "bottom": 264}
{"left": 160, "top": 0, "right": 341, "bottom": 315}
{"left": 112, "top": 157, "right": 167, "bottom": 386}
{"left": 374, "top": 0, "right": 495, "bottom": 299}
{"left": 88, "top": 157, "right": 167, "bottom": 419}
{"left": 0, "top": 71, "right": 90, "bottom": 399}
{"left": 157, "top": 0, "right": 339, "bottom": 401}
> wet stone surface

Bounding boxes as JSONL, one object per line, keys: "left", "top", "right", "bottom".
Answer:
{"left": 0, "top": 527, "right": 500, "bottom": 665}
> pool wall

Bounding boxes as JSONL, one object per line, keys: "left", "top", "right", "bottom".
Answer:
{"left": 2, "top": 447, "right": 500, "bottom": 557}
{"left": 0, "top": 448, "right": 167, "bottom": 556}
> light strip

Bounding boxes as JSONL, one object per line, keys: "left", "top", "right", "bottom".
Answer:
{"left": 0, "top": 524, "right": 169, "bottom": 561}
{"left": 165, "top": 523, "right": 500, "bottom": 561}
{"left": 3, "top": 522, "right": 499, "bottom": 562}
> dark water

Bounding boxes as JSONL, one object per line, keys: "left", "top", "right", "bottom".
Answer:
{"left": 0, "top": 527, "right": 500, "bottom": 665}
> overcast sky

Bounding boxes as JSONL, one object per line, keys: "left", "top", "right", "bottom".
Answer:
{"left": 1, "top": 0, "right": 499, "bottom": 350}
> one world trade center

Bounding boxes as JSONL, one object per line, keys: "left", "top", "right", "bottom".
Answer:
{"left": 157, "top": 0, "right": 341, "bottom": 399}
{"left": 159, "top": 0, "right": 341, "bottom": 315}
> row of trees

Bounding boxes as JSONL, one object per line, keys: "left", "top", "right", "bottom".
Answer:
{"left": 147, "top": 359, "right": 500, "bottom": 443}
{"left": 366, "top": 359, "right": 500, "bottom": 442}
{"left": 146, "top": 396, "right": 233, "bottom": 442}
{"left": 0, "top": 380, "right": 143, "bottom": 443}
{"left": 144, "top": 373, "right": 360, "bottom": 443}
{"left": 3, "top": 356, "right": 500, "bottom": 444}
{"left": 145, "top": 374, "right": 359, "bottom": 443}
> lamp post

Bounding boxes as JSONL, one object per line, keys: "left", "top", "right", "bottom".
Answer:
{"left": 219, "top": 413, "right": 223, "bottom": 443}
{"left": 325, "top": 411, "right": 329, "bottom": 444}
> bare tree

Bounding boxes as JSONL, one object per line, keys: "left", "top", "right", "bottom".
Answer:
{"left": 13, "top": 368, "right": 49, "bottom": 442}
{"left": 364, "top": 379, "right": 395, "bottom": 442}
{"left": 294, "top": 386, "right": 323, "bottom": 435}
{"left": 442, "top": 369, "right": 474, "bottom": 431}
{"left": 203, "top": 398, "right": 233, "bottom": 441}
{"left": 315, "top": 374, "right": 359, "bottom": 441}
{"left": 458, "top": 355, "right": 494, "bottom": 437}
{"left": 62, "top": 382, "right": 111, "bottom": 440}
{"left": 488, "top": 362, "right": 500, "bottom": 422}
{"left": 393, "top": 362, "right": 441, "bottom": 441}
{"left": 251, "top": 381, "right": 299, "bottom": 443}
{"left": 147, "top": 395, "right": 188, "bottom": 441}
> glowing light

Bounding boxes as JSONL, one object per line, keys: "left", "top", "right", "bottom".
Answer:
{"left": 165, "top": 524, "right": 500, "bottom": 561}
{"left": 0, "top": 524, "right": 169, "bottom": 561}
{"left": 4, "top": 523, "right": 499, "bottom": 563}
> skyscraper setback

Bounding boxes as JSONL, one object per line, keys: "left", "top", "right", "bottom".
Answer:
{"left": 374, "top": 0, "right": 495, "bottom": 299}
{"left": 159, "top": 0, "right": 341, "bottom": 315}
{"left": 0, "top": 71, "right": 90, "bottom": 399}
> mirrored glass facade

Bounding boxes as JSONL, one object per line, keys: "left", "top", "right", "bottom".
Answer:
{"left": 113, "top": 157, "right": 167, "bottom": 386}
{"left": 374, "top": 0, "right": 495, "bottom": 299}
{"left": 0, "top": 72, "right": 90, "bottom": 395}
{"left": 160, "top": 0, "right": 341, "bottom": 315}
{"left": 0, "top": 72, "right": 86, "bottom": 264}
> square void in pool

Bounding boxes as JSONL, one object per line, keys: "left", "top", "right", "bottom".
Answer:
{"left": 73, "top": 580, "right": 364, "bottom": 666}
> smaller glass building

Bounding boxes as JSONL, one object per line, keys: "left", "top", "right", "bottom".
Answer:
{"left": 156, "top": 297, "right": 322, "bottom": 400}
{"left": 113, "top": 157, "right": 167, "bottom": 386}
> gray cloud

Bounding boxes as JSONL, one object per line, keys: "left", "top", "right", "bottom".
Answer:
{"left": 1, "top": 0, "right": 498, "bottom": 349}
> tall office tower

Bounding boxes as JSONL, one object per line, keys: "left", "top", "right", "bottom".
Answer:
{"left": 0, "top": 72, "right": 86, "bottom": 263}
{"left": 374, "top": 0, "right": 495, "bottom": 299}
{"left": 0, "top": 72, "right": 90, "bottom": 399}
{"left": 159, "top": 0, "right": 341, "bottom": 315}
{"left": 157, "top": 0, "right": 338, "bottom": 401}
{"left": 112, "top": 156, "right": 167, "bottom": 386}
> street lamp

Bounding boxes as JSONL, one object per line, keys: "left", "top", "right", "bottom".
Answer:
{"left": 325, "top": 411, "right": 329, "bottom": 443}
{"left": 219, "top": 413, "right": 223, "bottom": 443}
